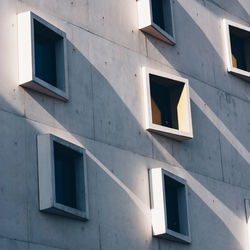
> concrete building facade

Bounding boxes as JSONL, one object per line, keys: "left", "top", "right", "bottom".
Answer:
{"left": 0, "top": 0, "right": 250, "bottom": 249}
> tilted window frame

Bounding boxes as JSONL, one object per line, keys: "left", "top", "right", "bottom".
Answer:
{"left": 137, "top": 0, "right": 176, "bottom": 45}
{"left": 37, "top": 134, "right": 89, "bottom": 221}
{"left": 149, "top": 168, "right": 191, "bottom": 243}
{"left": 18, "top": 11, "right": 69, "bottom": 101}
{"left": 142, "top": 67, "right": 193, "bottom": 141}
{"left": 223, "top": 19, "right": 250, "bottom": 82}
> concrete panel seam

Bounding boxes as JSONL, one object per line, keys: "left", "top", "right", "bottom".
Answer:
{"left": 0, "top": 108, "right": 248, "bottom": 191}
{"left": 0, "top": 235, "right": 65, "bottom": 250}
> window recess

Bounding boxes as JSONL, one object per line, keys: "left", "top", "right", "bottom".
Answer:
{"left": 149, "top": 168, "right": 191, "bottom": 243}
{"left": 143, "top": 67, "right": 193, "bottom": 141}
{"left": 18, "top": 11, "right": 69, "bottom": 101}
{"left": 137, "top": 0, "right": 175, "bottom": 45}
{"left": 37, "top": 134, "right": 89, "bottom": 221}
{"left": 224, "top": 19, "right": 250, "bottom": 82}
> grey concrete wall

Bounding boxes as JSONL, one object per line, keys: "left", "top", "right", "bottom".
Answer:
{"left": 0, "top": 0, "right": 249, "bottom": 249}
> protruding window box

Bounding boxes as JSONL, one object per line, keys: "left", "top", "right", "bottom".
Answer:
{"left": 149, "top": 168, "right": 191, "bottom": 243}
{"left": 137, "top": 0, "right": 175, "bottom": 45}
{"left": 18, "top": 11, "right": 69, "bottom": 101}
{"left": 143, "top": 67, "right": 193, "bottom": 141}
{"left": 224, "top": 19, "right": 250, "bottom": 82}
{"left": 37, "top": 134, "right": 89, "bottom": 221}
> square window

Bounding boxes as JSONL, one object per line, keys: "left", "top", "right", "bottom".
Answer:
{"left": 18, "top": 11, "right": 69, "bottom": 101}
{"left": 37, "top": 134, "right": 89, "bottom": 220}
{"left": 143, "top": 67, "right": 193, "bottom": 141}
{"left": 149, "top": 168, "right": 191, "bottom": 243}
{"left": 224, "top": 19, "right": 250, "bottom": 82}
{"left": 137, "top": 0, "right": 175, "bottom": 45}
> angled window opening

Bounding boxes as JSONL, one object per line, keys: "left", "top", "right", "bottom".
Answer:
{"left": 150, "top": 74, "right": 184, "bottom": 130}
{"left": 224, "top": 19, "right": 250, "bottom": 82}
{"left": 164, "top": 175, "right": 189, "bottom": 236}
{"left": 18, "top": 11, "right": 69, "bottom": 101}
{"left": 37, "top": 134, "right": 89, "bottom": 221}
{"left": 34, "top": 20, "right": 60, "bottom": 88}
{"left": 151, "top": 0, "right": 173, "bottom": 37}
{"left": 54, "top": 141, "right": 85, "bottom": 211}
{"left": 149, "top": 168, "right": 191, "bottom": 243}
{"left": 143, "top": 68, "right": 193, "bottom": 141}
{"left": 137, "top": 0, "right": 175, "bottom": 45}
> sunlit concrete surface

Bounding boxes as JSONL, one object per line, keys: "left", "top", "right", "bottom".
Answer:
{"left": 0, "top": 0, "right": 249, "bottom": 249}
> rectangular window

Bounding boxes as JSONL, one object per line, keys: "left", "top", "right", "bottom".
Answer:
{"left": 224, "top": 19, "right": 250, "bottom": 82}
{"left": 229, "top": 25, "right": 250, "bottom": 72}
{"left": 54, "top": 141, "right": 85, "bottom": 211}
{"left": 152, "top": 0, "right": 173, "bottom": 37}
{"left": 149, "top": 168, "right": 191, "bottom": 243}
{"left": 150, "top": 74, "right": 184, "bottom": 130}
{"left": 18, "top": 11, "right": 68, "bottom": 101}
{"left": 34, "top": 20, "right": 58, "bottom": 87}
{"left": 37, "top": 134, "right": 89, "bottom": 221}
{"left": 137, "top": 0, "right": 175, "bottom": 45}
{"left": 143, "top": 67, "right": 193, "bottom": 141}
{"left": 164, "top": 175, "right": 189, "bottom": 236}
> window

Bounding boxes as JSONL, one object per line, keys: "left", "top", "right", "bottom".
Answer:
{"left": 245, "top": 199, "right": 250, "bottom": 223}
{"left": 137, "top": 0, "right": 175, "bottom": 45}
{"left": 37, "top": 134, "right": 89, "bottom": 220}
{"left": 245, "top": 199, "right": 250, "bottom": 242}
{"left": 143, "top": 67, "right": 193, "bottom": 141}
{"left": 18, "top": 11, "right": 69, "bottom": 101}
{"left": 224, "top": 19, "right": 250, "bottom": 82}
{"left": 149, "top": 168, "right": 191, "bottom": 243}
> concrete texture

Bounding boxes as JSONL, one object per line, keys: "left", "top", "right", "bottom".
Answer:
{"left": 0, "top": 0, "right": 249, "bottom": 249}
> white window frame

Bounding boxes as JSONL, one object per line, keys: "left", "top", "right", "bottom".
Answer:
{"left": 137, "top": 0, "right": 175, "bottom": 45}
{"left": 223, "top": 19, "right": 250, "bottom": 82}
{"left": 18, "top": 11, "right": 69, "bottom": 101}
{"left": 149, "top": 168, "right": 191, "bottom": 243}
{"left": 37, "top": 134, "right": 89, "bottom": 221}
{"left": 142, "top": 67, "right": 193, "bottom": 141}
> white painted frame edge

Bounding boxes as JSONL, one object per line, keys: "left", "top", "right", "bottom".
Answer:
{"left": 161, "top": 168, "right": 191, "bottom": 243}
{"left": 137, "top": 0, "right": 176, "bottom": 45}
{"left": 150, "top": 168, "right": 191, "bottom": 243}
{"left": 149, "top": 0, "right": 176, "bottom": 44}
{"left": 37, "top": 134, "right": 89, "bottom": 221}
{"left": 223, "top": 19, "right": 250, "bottom": 81}
{"left": 18, "top": 11, "right": 69, "bottom": 100}
{"left": 142, "top": 67, "right": 193, "bottom": 141}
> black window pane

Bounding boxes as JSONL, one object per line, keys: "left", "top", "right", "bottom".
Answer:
{"left": 150, "top": 79, "right": 173, "bottom": 128}
{"left": 150, "top": 74, "right": 183, "bottom": 130}
{"left": 54, "top": 142, "right": 81, "bottom": 210}
{"left": 151, "top": 0, "right": 173, "bottom": 36}
{"left": 34, "top": 20, "right": 62, "bottom": 87}
{"left": 230, "top": 31, "right": 246, "bottom": 71}
{"left": 152, "top": 0, "right": 165, "bottom": 30}
{"left": 164, "top": 175, "right": 181, "bottom": 233}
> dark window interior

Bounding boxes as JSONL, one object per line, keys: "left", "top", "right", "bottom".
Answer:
{"left": 34, "top": 20, "right": 63, "bottom": 87}
{"left": 164, "top": 175, "right": 184, "bottom": 234}
{"left": 151, "top": 0, "right": 173, "bottom": 36}
{"left": 229, "top": 25, "right": 250, "bottom": 72}
{"left": 54, "top": 141, "right": 83, "bottom": 210}
{"left": 150, "top": 74, "right": 184, "bottom": 129}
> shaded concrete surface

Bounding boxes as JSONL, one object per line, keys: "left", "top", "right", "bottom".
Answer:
{"left": 0, "top": 0, "right": 249, "bottom": 249}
